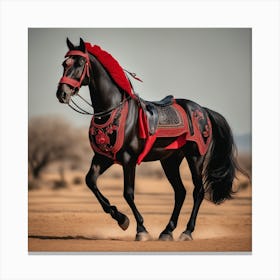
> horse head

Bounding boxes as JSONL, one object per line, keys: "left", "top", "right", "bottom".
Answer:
{"left": 56, "top": 38, "right": 91, "bottom": 104}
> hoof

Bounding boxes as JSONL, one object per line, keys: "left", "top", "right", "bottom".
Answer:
{"left": 135, "top": 231, "right": 152, "bottom": 241}
{"left": 118, "top": 216, "right": 130, "bottom": 231}
{"left": 158, "top": 232, "right": 174, "bottom": 241}
{"left": 178, "top": 231, "right": 193, "bottom": 241}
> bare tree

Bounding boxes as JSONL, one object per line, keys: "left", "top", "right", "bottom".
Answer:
{"left": 28, "top": 116, "right": 84, "bottom": 179}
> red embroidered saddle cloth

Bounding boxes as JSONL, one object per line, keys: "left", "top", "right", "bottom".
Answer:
{"left": 137, "top": 101, "right": 212, "bottom": 164}
{"left": 139, "top": 102, "right": 188, "bottom": 138}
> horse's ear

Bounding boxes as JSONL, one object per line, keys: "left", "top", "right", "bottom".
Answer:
{"left": 66, "top": 37, "right": 75, "bottom": 50}
{"left": 80, "top": 37, "right": 86, "bottom": 52}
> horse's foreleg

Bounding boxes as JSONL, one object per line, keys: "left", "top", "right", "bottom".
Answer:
{"left": 179, "top": 155, "right": 205, "bottom": 241}
{"left": 122, "top": 158, "right": 152, "bottom": 241}
{"left": 159, "top": 154, "right": 186, "bottom": 241}
{"left": 85, "top": 154, "right": 129, "bottom": 231}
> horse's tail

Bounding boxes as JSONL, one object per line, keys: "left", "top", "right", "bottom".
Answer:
{"left": 202, "top": 108, "right": 241, "bottom": 204}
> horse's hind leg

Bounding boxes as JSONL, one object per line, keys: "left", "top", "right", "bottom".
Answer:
{"left": 179, "top": 155, "right": 205, "bottom": 241}
{"left": 85, "top": 154, "right": 130, "bottom": 231}
{"left": 159, "top": 153, "right": 186, "bottom": 241}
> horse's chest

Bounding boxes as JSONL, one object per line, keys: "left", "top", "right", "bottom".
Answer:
{"left": 89, "top": 101, "right": 128, "bottom": 160}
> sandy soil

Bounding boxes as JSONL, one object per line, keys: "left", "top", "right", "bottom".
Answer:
{"left": 28, "top": 171, "right": 251, "bottom": 253}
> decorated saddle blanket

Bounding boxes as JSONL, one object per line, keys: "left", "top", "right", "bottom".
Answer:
{"left": 88, "top": 96, "right": 212, "bottom": 164}
{"left": 137, "top": 99, "right": 212, "bottom": 164}
{"left": 138, "top": 99, "right": 189, "bottom": 138}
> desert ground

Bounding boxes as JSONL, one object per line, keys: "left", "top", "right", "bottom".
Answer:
{"left": 28, "top": 161, "right": 251, "bottom": 253}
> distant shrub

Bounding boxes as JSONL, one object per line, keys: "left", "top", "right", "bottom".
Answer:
{"left": 238, "top": 181, "right": 249, "bottom": 190}
{"left": 28, "top": 116, "right": 82, "bottom": 179}
{"left": 238, "top": 153, "right": 252, "bottom": 175}
{"left": 53, "top": 179, "right": 68, "bottom": 189}
{"left": 28, "top": 179, "right": 40, "bottom": 190}
{"left": 72, "top": 176, "right": 83, "bottom": 185}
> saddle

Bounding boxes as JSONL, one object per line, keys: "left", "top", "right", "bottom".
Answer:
{"left": 137, "top": 97, "right": 212, "bottom": 164}
{"left": 140, "top": 95, "right": 175, "bottom": 135}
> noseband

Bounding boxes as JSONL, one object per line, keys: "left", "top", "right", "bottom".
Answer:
{"left": 59, "top": 50, "right": 91, "bottom": 90}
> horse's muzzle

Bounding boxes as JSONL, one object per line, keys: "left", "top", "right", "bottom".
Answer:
{"left": 56, "top": 84, "right": 73, "bottom": 104}
{"left": 57, "top": 93, "right": 68, "bottom": 104}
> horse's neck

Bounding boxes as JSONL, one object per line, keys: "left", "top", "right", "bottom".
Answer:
{"left": 88, "top": 54, "right": 122, "bottom": 113}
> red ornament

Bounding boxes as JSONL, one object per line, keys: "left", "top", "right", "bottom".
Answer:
{"left": 202, "top": 125, "right": 210, "bottom": 138}
{"left": 95, "top": 130, "right": 110, "bottom": 145}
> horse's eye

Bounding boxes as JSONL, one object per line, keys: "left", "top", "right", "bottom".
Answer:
{"left": 79, "top": 57, "right": 85, "bottom": 66}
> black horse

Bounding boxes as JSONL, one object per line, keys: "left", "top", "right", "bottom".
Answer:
{"left": 56, "top": 38, "right": 240, "bottom": 241}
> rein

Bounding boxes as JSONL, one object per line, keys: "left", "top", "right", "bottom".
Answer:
{"left": 68, "top": 100, "right": 93, "bottom": 115}
{"left": 68, "top": 92, "right": 131, "bottom": 118}
{"left": 93, "top": 95, "right": 131, "bottom": 119}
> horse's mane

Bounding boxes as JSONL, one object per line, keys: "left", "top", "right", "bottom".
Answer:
{"left": 85, "top": 43, "right": 136, "bottom": 99}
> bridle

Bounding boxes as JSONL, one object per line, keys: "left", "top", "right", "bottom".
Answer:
{"left": 58, "top": 49, "right": 139, "bottom": 117}
{"left": 59, "top": 50, "right": 91, "bottom": 90}
{"left": 58, "top": 49, "right": 95, "bottom": 115}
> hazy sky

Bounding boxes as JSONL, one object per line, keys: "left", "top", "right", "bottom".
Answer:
{"left": 29, "top": 28, "right": 251, "bottom": 135}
